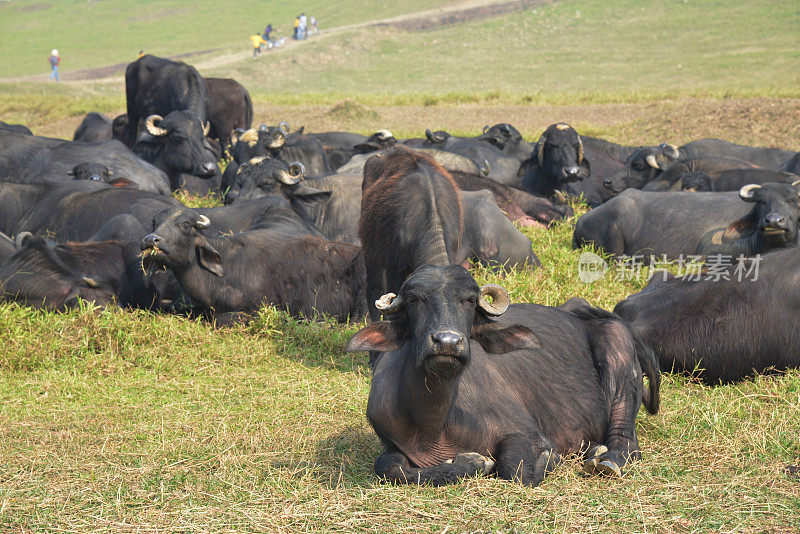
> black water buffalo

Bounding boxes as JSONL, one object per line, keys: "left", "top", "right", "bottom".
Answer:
{"left": 415, "top": 128, "right": 519, "bottom": 185}
{"left": 204, "top": 77, "right": 253, "bottom": 154}
{"left": 132, "top": 111, "right": 221, "bottom": 194}
{"left": 642, "top": 158, "right": 764, "bottom": 192}
{"left": 0, "top": 236, "right": 160, "bottom": 309}
{"left": 67, "top": 162, "right": 114, "bottom": 182}
{"left": 359, "top": 146, "right": 467, "bottom": 321}
{"left": 521, "top": 123, "right": 591, "bottom": 197}
{"left": 461, "top": 190, "right": 539, "bottom": 271}
{"left": 6, "top": 181, "right": 181, "bottom": 242}
{"left": 678, "top": 138, "right": 795, "bottom": 170}
{"left": 307, "top": 130, "right": 396, "bottom": 170}
{"left": 345, "top": 265, "right": 659, "bottom": 486}
{"left": 573, "top": 182, "right": 800, "bottom": 259}
{"left": 141, "top": 209, "right": 367, "bottom": 324}
{"left": 0, "top": 121, "right": 32, "bottom": 135}
{"left": 262, "top": 124, "right": 333, "bottom": 178}
{"left": 477, "top": 123, "right": 534, "bottom": 162}
{"left": 121, "top": 55, "right": 209, "bottom": 147}
{"left": 615, "top": 247, "right": 800, "bottom": 384}
{"left": 678, "top": 168, "right": 798, "bottom": 192}
{"left": 448, "top": 170, "right": 573, "bottom": 227}
{"left": 73, "top": 112, "right": 113, "bottom": 143}
{"left": 581, "top": 136, "right": 641, "bottom": 162}
{"left": 0, "top": 129, "right": 170, "bottom": 194}
{"left": 601, "top": 143, "right": 683, "bottom": 193}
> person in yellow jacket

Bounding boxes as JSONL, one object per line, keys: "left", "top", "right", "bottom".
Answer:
{"left": 249, "top": 33, "right": 267, "bottom": 57}
{"left": 293, "top": 16, "right": 300, "bottom": 39}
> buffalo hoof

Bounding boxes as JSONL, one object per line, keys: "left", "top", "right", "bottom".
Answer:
{"left": 535, "top": 449, "right": 561, "bottom": 479}
{"left": 446, "top": 452, "right": 495, "bottom": 475}
{"left": 582, "top": 444, "right": 623, "bottom": 478}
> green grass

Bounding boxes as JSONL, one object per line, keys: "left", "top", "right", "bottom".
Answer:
{"left": 0, "top": 207, "right": 798, "bottom": 532}
{"left": 211, "top": 0, "right": 800, "bottom": 97}
{"left": 0, "top": 0, "right": 459, "bottom": 78}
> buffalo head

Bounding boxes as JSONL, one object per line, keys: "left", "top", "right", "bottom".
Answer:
{"left": 142, "top": 209, "right": 222, "bottom": 277}
{"left": 135, "top": 111, "right": 219, "bottom": 179}
{"left": 346, "top": 265, "right": 536, "bottom": 378}
{"left": 603, "top": 143, "right": 681, "bottom": 194}
{"left": 727, "top": 181, "right": 800, "bottom": 249}
{"left": 533, "top": 123, "right": 590, "bottom": 184}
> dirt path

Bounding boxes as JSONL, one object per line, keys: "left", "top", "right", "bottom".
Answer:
{"left": 1, "top": 0, "right": 552, "bottom": 84}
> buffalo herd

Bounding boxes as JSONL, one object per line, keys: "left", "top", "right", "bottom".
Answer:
{"left": 1, "top": 54, "right": 798, "bottom": 487}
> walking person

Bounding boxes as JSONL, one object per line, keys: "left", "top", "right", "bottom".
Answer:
{"left": 249, "top": 33, "right": 266, "bottom": 57}
{"left": 48, "top": 49, "right": 60, "bottom": 82}
{"left": 299, "top": 13, "right": 307, "bottom": 39}
{"left": 293, "top": 16, "right": 300, "bottom": 40}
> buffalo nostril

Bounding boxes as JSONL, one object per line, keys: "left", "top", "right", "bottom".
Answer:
{"left": 432, "top": 331, "right": 463, "bottom": 351}
{"left": 143, "top": 234, "right": 161, "bottom": 248}
{"left": 566, "top": 166, "right": 580, "bottom": 176}
{"left": 766, "top": 214, "right": 787, "bottom": 228}
{"left": 603, "top": 179, "right": 613, "bottom": 188}
{"left": 202, "top": 162, "right": 217, "bottom": 174}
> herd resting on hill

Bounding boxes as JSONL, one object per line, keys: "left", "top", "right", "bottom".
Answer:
{"left": 1, "top": 54, "right": 799, "bottom": 487}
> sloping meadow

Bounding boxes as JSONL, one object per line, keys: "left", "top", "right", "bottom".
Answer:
{"left": 0, "top": 205, "right": 797, "bottom": 532}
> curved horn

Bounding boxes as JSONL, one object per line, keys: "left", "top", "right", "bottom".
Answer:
{"left": 278, "top": 121, "right": 290, "bottom": 134}
{"left": 289, "top": 161, "right": 306, "bottom": 180}
{"left": 425, "top": 128, "right": 445, "bottom": 143}
{"left": 577, "top": 136, "right": 584, "bottom": 164}
{"left": 268, "top": 130, "right": 285, "bottom": 149}
{"left": 664, "top": 143, "right": 680, "bottom": 159}
{"left": 14, "top": 231, "right": 33, "bottom": 249}
{"left": 145, "top": 115, "right": 167, "bottom": 137}
{"left": 791, "top": 179, "right": 800, "bottom": 188}
{"left": 536, "top": 133, "right": 547, "bottom": 163}
{"left": 480, "top": 159, "right": 490, "bottom": 177}
{"left": 483, "top": 125, "right": 490, "bottom": 134}
{"left": 375, "top": 292, "right": 406, "bottom": 314}
{"left": 275, "top": 166, "right": 303, "bottom": 186}
{"left": 195, "top": 215, "right": 211, "bottom": 228}
{"left": 82, "top": 276, "right": 99, "bottom": 288}
{"left": 376, "top": 129, "right": 393, "bottom": 140}
{"left": 477, "top": 284, "right": 510, "bottom": 316}
{"left": 739, "top": 183, "right": 761, "bottom": 201}
{"left": 203, "top": 121, "right": 211, "bottom": 137}
{"left": 645, "top": 154, "right": 660, "bottom": 170}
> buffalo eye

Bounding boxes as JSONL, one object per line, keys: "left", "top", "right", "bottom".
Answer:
{"left": 408, "top": 294, "right": 426, "bottom": 304}
{"left": 462, "top": 296, "right": 477, "bottom": 306}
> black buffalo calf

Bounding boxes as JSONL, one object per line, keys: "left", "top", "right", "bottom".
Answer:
{"left": 346, "top": 265, "right": 659, "bottom": 486}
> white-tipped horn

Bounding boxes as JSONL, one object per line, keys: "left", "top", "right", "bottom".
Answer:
{"left": 739, "top": 183, "right": 761, "bottom": 201}
{"left": 203, "top": 121, "right": 211, "bottom": 137}
{"left": 82, "top": 276, "right": 99, "bottom": 288}
{"left": 196, "top": 215, "right": 211, "bottom": 228}
{"left": 376, "top": 129, "right": 393, "bottom": 139}
{"left": 483, "top": 125, "right": 490, "bottom": 134}
{"left": 145, "top": 115, "right": 167, "bottom": 137}
{"left": 645, "top": 155, "right": 660, "bottom": 170}
{"left": 477, "top": 284, "right": 510, "bottom": 316}
{"left": 375, "top": 292, "right": 405, "bottom": 314}
{"left": 278, "top": 121, "right": 290, "bottom": 134}
{"left": 268, "top": 130, "right": 285, "bottom": 149}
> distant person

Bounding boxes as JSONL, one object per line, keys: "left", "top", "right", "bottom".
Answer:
{"left": 138, "top": 50, "right": 145, "bottom": 58}
{"left": 299, "top": 13, "right": 307, "bottom": 39}
{"left": 48, "top": 49, "right": 60, "bottom": 82}
{"left": 249, "top": 33, "right": 267, "bottom": 57}
{"left": 310, "top": 16, "right": 318, "bottom": 35}
{"left": 263, "top": 23, "right": 272, "bottom": 43}
{"left": 293, "top": 16, "right": 300, "bottom": 40}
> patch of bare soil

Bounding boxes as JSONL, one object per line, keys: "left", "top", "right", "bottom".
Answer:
{"left": 378, "top": 0, "right": 551, "bottom": 31}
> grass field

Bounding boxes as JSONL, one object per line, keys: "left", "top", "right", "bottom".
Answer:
{"left": 1, "top": 0, "right": 800, "bottom": 531}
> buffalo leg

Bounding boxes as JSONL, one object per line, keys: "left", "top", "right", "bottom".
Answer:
{"left": 374, "top": 447, "right": 494, "bottom": 486}
{"left": 584, "top": 320, "right": 644, "bottom": 476}
{"left": 495, "top": 432, "right": 561, "bottom": 487}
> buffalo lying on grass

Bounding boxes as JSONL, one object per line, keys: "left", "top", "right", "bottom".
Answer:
{"left": 346, "top": 265, "right": 659, "bottom": 486}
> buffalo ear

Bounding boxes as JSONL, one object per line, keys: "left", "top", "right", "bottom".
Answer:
{"left": 289, "top": 186, "right": 332, "bottom": 206}
{"left": 722, "top": 216, "right": 758, "bottom": 243}
{"left": 581, "top": 157, "right": 591, "bottom": 177}
{"left": 108, "top": 177, "right": 137, "bottom": 188}
{"left": 345, "top": 321, "right": 404, "bottom": 352}
{"left": 471, "top": 317, "right": 540, "bottom": 354}
{"left": 195, "top": 236, "right": 224, "bottom": 277}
